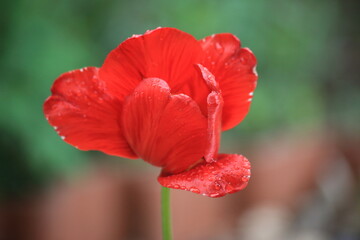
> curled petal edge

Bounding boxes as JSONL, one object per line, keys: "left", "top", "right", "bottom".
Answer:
{"left": 195, "top": 64, "right": 223, "bottom": 162}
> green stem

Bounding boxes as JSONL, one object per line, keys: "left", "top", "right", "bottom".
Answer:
{"left": 161, "top": 187, "right": 173, "bottom": 240}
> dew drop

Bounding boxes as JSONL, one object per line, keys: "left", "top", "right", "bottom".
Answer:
{"left": 60, "top": 136, "right": 66, "bottom": 140}
{"left": 252, "top": 66, "right": 258, "bottom": 76}
{"left": 189, "top": 187, "right": 200, "bottom": 194}
{"left": 214, "top": 182, "right": 221, "bottom": 190}
{"left": 242, "top": 175, "right": 250, "bottom": 182}
{"left": 225, "top": 185, "right": 234, "bottom": 193}
{"left": 209, "top": 192, "right": 221, "bottom": 197}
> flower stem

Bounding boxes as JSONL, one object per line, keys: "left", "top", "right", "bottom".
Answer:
{"left": 161, "top": 186, "right": 173, "bottom": 240}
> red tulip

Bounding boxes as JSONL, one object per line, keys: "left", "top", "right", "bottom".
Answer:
{"left": 44, "top": 27, "right": 257, "bottom": 197}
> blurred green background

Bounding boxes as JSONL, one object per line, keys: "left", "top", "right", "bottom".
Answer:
{"left": 0, "top": 0, "right": 358, "bottom": 200}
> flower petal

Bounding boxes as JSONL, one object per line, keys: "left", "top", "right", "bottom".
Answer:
{"left": 122, "top": 78, "right": 208, "bottom": 174}
{"left": 44, "top": 67, "right": 137, "bottom": 158}
{"left": 99, "top": 27, "right": 204, "bottom": 101}
{"left": 196, "top": 64, "right": 223, "bottom": 162}
{"left": 199, "top": 34, "right": 258, "bottom": 130}
{"left": 158, "top": 154, "right": 251, "bottom": 197}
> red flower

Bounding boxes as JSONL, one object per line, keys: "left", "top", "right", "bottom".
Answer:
{"left": 44, "top": 27, "right": 257, "bottom": 197}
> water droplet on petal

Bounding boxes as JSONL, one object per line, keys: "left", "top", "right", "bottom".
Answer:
{"left": 189, "top": 187, "right": 200, "bottom": 194}
{"left": 242, "top": 175, "right": 250, "bottom": 182}
{"left": 225, "top": 185, "right": 234, "bottom": 193}
{"left": 252, "top": 66, "right": 258, "bottom": 76}
{"left": 214, "top": 182, "right": 221, "bottom": 190}
{"left": 209, "top": 192, "right": 221, "bottom": 197}
{"left": 244, "top": 169, "right": 251, "bottom": 175}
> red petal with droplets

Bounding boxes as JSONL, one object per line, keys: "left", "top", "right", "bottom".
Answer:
{"left": 122, "top": 78, "right": 208, "bottom": 174}
{"left": 99, "top": 27, "right": 205, "bottom": 102}
{"left": 44, "top": 67, "right": 137, "bottom": 158}
{"left": 158, "top": 154, "right": 251, "bottom": 198}
{"left": 199, "top": 33, "right": 258, "bottom": 131}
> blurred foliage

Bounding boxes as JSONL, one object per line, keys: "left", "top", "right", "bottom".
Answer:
{"left": 0, "top": 0, "right": 358, "bottom": 199}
